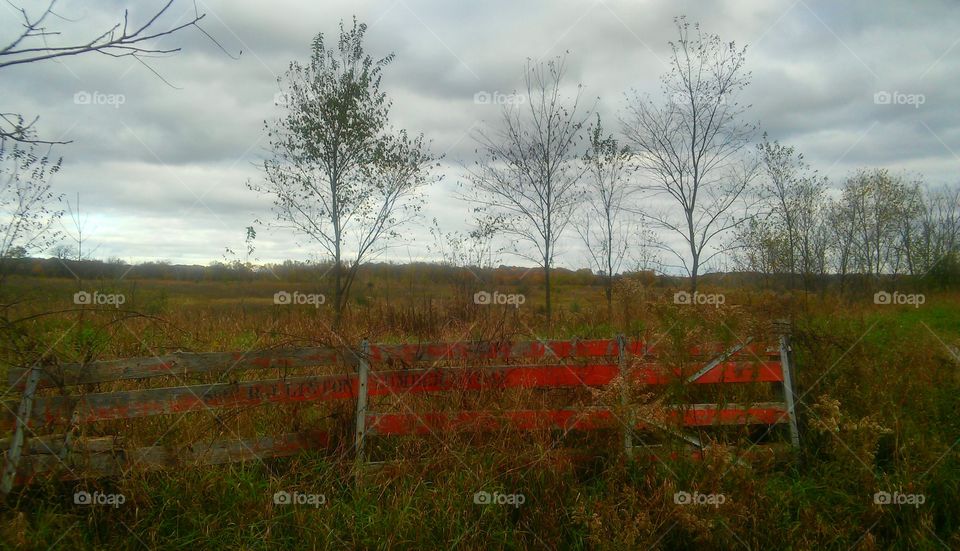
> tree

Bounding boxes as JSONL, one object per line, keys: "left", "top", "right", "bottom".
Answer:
{"left": 0, "top": 138, "right": 62, "bottom": 282}
{"left": 622, "top": 17, "right": 757, "bottom": 292}
{"left": 836, "top": 169, "right": 914, "bottom": 278}
{"left": 755, "top": 136, "right": 830, "bottom": 290}
{"left": 58, "top": 193, "right": 101, "bottom": 262}
{"left": 254, "top": 20, "right": 438, "bottom": 324}
{"left": 898, "top": 184, "right": 960, "bottom": 278}
{"left": 1, "top": 0, "right": 229, "bottom": 143}
{"left": 428, "top": 215, "right": 503, "bottom": 271}
{"left": 466, "top": 56, "right": 590, "bottom": 324}
{"left": 734, "top": 216, "right": 789, "bottom": 286}
{"left": 827, "top": 195, "right": 857, "bottom": 293}
{"left": 576, "top": 115, "right": 635, "bottom": 320}
{"left": 50, "top": 243, "right": 76, "bottom": 260}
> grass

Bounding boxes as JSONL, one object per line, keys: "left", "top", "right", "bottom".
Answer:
{"left": 0, "top": 274, "right": 958, "bottom": 549}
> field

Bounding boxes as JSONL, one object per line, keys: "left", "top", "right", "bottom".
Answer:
{"left": 1, "top": 270, "right": 958, "bottom": 550}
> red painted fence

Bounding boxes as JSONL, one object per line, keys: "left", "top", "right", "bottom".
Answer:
{"left": 1, "top": 336, "right": 799, "bottom": 491}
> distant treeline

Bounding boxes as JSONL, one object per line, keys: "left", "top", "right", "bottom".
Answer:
{"left": 1, "top": 256, "right": 955, "bottom": 292}
{"left": 0, "top": 257, "right": 609, "bottom": 285}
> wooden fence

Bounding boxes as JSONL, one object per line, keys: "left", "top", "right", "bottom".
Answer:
{"left": 1, "top": 334, "right": 799, "bottom": 493}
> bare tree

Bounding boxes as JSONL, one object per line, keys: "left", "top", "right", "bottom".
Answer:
{"left": 0, "top": 138, "right": 63, "bottom": 282}
{"left": 253, "top": 20, "right": 438, "bottom": 324}
{"left": 622, "top": 17, "right": 757, "bottom": 292}
{"left": 1, "top": 0, "right": 230, "bottom": 143}
{"left": 466, "top": 56, "right": 590, "bottom": 324}
{"left": 576, "top": 114, "right": 635, "bottom": 320}
{"left": 57, "top": 193, "right": 102, "bottom": 262}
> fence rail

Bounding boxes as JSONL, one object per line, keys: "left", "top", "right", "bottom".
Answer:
{"left": 1, "top": 335, "right": 799, "bottom": 492}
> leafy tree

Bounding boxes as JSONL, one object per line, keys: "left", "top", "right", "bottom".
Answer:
{"left": 576, "top": 115, "right": 636, "bottom": 320}
{"left": 254, "top": 19, "right": 439, "bottom": 324}
{"left": 0, "top": 138, "right": 62, "bottom": 282}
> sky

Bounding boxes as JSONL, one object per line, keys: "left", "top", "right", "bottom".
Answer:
{"left": 2, "top": 0, "right": 958, "bottom": 271}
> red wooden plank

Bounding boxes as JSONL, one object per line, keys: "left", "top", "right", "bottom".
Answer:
{"left": 1, "top": 360, "right": 782, "bottom": 429}
{"left": 661, "top": 361, "right": 783, "bottom": 384}
{"left": 367, "top": 363, "right": 618, "bottom": 395}
{"left": 366, "top": 404, "right": 789, "bottom": 436}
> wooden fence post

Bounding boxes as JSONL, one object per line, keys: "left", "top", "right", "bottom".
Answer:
{"left": 617, "top": 334, "right": 634, "bottom": 459}
{"left": 2, "top": 367, "right": 42, "bottom": 495}
{"left": 778, "top": 331, "right": 801, "bottom": 449}
{"left": 354, "top": 339, "right": 370, "bottom": 460}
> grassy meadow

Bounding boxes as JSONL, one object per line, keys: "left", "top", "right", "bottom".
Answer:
{"left": 0, "top": 269, "right": 958, "bottom": 549}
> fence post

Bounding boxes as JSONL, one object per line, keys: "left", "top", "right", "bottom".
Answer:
{"left": 354, "top": 339, "right": 371, "bottom": 460}
{"left": 2, "top": 367, "right": 42, "bottom": 495}
{"left": 617, "top": 334, "right": 634, "bottom": 459}
{"left": 778, "top": 329, "right": 801, "bottom": 449}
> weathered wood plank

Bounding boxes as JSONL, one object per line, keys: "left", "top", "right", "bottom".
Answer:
{"left": 12, "top": 429, "right": 332, "bottom": 483}
{"left": 1, "top": 361, "right": 783, "bottom": 430}
{"left": 0, "top": 434, "right": 122, "bottom": 455}
{"left": 7, "top": 347, "right": 358, "bottom": 390}
{"left": 366, "top": 403, "right": 789, "bottom": 436}
{"left": 1, "top": 372, "right": 359, "bottom": 430}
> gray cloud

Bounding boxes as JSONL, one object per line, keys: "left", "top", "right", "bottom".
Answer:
{"left": 2, "top": 0, "right": 958, "bottom": 270}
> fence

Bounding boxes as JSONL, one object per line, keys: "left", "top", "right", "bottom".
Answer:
{"left": 1, "top": 333, "right": 799, "bottom": 493}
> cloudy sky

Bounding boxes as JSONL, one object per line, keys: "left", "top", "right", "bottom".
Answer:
{"left": 3, "top": 0, "right": 958, "bottom": 270}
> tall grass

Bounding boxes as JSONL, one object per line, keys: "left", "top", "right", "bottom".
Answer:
{"left": 1, "top": 276, "right": 958, "bottom": 549}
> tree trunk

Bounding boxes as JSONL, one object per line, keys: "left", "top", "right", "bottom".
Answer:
{"left": 689, "top": 251, "right": 700, "bottom": 293}
{"left": 333, "top": 245, "right": 343, "bottom": 327}
{"left": 605, "top": 278, "right": 613, "bottom": 323}
{"left": 544, "top": 263, "right": 552, "bottom": 327}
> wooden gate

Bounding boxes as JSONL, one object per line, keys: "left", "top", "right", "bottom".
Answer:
{"left": 1, "top": 334, "right": 798, "bottom": 493}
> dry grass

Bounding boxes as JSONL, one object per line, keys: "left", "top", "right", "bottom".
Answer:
{"left": 0, "top": 274, "right": 958, "bottom": 549}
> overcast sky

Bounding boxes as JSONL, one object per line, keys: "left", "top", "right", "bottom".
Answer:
{"left": 3, "top": 0, "right": 958, "bottom": 271}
